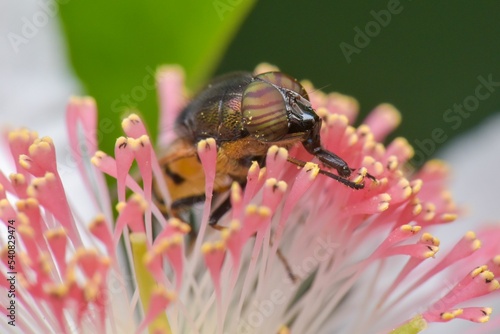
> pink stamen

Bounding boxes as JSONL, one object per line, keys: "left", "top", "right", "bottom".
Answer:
{"left": 10, "top": 173, "right": 28, "bottom": 199}
{"left": 45, "top": 228, "right": 68, "bottom": 276}
{"left": 16, "top": 199, "right": 45, "bottom": 243}
{"left": 322, "top": 114, "right": 349, "bottom": 152}
{"left": 363, "top": 104, "right": 401, "bottom": 142}
{"left": 265, "top": 146, "right": 288, "bottom": 180}
{"left": 324, "top": 92, "right": 359, "bottom": 124}
{"left": 384, "top": 137, "right": 414, "bottom": 165}
{"left": 457, "top": 307, "right": 492, "bottom": 323}
{"left": 122, "top": 114, "right": 149, "bottom": 139}
{"left": 342, "top": 193, "right": 391, "bottom": 217}
{"left": 202, "top": 242, "right": 226, "bottom": 300}
{"left": 136, "top": 287, "right": 176, "bottom": 334}
{"left": 26, "top": 137, "right": 58, "bottom": 174}
{"left": 423, "top": 267, "right": 500, "bottom": 321}
{"left": 193, "top": 138, "right": 218, "bottom": 251}
{"left": 88, "top": 214, "right": 115, "bottom": 260}
{"left": 157, "top": 66, "right": 186, "bottom": 147}
{"left": 0, "top": 198, "right": 18, "bottom": 225}
{"left": 242, "top": 161, "right": 264, "bottom": 207}
{"left": 114, "top": 195, "right": 147, "bottom": 243}
{"left": 7, "top": 129, "right": 38, "bottom": 175}
{"left": 150, "top": 230, "right": 186, "bottom": 290}
{"left": 114, "top": 137, "right": 136, "bottom": 202}
{"left": 0, "top": 171, "right": 15, "bottom": 195}
{"left": 27, "top": 173, "right": 81, "bottom": 246}
{"left": 229, "top": 182, "right": 243, "bottom": 221}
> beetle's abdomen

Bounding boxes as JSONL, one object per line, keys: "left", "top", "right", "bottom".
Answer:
{"left": 176, "top": 72, "right": 254, "bottom": 142}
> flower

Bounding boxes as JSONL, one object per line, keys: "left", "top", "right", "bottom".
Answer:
{"left": 1, "top": 65, "right": 499, "bottom": 334}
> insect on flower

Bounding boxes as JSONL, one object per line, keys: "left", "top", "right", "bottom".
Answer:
{"left": 156, "top": 71, "right": 370, "bottom": 225}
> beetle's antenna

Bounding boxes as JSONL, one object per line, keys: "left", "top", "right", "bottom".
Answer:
{"left": 307, "top": 84, "right": 332, "bottom": 95}
{"left": 287, "top": 156, "right": 365, "bottom": 190}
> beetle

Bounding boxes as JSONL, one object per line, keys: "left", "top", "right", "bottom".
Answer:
{"left": 156, "top": 71, "right": 366, "bottom": 225}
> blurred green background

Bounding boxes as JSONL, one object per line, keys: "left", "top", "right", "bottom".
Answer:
{"left": 58, "top": 1, "right": 500, "bottom": 167}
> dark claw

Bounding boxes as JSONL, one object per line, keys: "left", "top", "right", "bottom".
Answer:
{"left": 209, "top": 195, "right": 233, "bottom": 226}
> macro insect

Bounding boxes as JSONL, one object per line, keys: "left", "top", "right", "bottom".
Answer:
{"left": 156, "top": 71, "right": 366, "bottom": 225}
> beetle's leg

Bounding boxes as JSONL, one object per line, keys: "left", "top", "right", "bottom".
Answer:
{"left": 208, "top": 179, "right": 298, "bottom": 282}
{"left": 154, "top": 189, "right": 205, "bottom": 218}
{"left": 302, "top": 119, "right": 353, "bottom": 178}
{"left": 209, "top": 195, "right": 233, "bottom": 229}
{"left": 158, "top": 195, "right": 207, "bottom": 241}
{"left": 163, "top": 193, "right": 228, "bottom": 231}
{"left": 287, "top": 156, "right": 365, "bottom": 190}
{"left": 277, "top": 248, "right": 298, "bottom": 283}
{"left": 310, "top": 147, "right": 352, "bottom": 177}
{"left": 170, "top": 195, "right": 206, "bottom": 210}
{"left": 208, "top": 178, "right": 247, "bottom": 228}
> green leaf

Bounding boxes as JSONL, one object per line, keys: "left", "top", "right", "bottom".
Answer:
{"left": 58, "top": 0, "right": 256, "bottom": 154}
{"left": 390, "top": 315, "right": 427, "bottom": 334}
